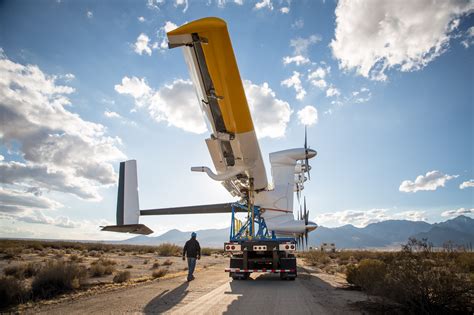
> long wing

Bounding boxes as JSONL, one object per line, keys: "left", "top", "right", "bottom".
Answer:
{"left": 167, "top": 17, "right": 268, "bottom": 197}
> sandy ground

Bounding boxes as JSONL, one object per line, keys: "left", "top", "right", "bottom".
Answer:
{"left": 24, "top": 260, "right": 369, "bottom": 314}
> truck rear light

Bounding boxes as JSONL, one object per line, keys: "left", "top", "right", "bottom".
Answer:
{"left": 290, "top": 245, "right": 294, "bottom": 249}
{"left": 231, "top": 245, "right": 235, "bottom": 250}
{"left": 226, "top": 245, "right": 230, "bottom": 250}
{"left": 285, "top": 245, "right": 289, "bottom": 249}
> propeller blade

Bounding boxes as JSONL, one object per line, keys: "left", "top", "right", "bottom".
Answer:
{"left": 304, "top": 126, "right": 311, "bottom": 180}
{"left": 305, "top": 230, "right": 308, "bottom": 250}
{"left": 304, "top": 197, "right": 308, "bottom": 225}
{"left": 304, "top": 125, "right": 307, "bottom": 150}
{"left": 297, "top": 185, "right": 301, "bottom": 204}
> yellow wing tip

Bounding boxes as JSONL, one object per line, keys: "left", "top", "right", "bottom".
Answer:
{"left": 167, "top": 17, "right": 227, "bottom": 36}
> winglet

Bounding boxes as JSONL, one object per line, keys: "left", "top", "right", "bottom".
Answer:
{"left": 101, "top": 160, "right": 154, "bottom": 235}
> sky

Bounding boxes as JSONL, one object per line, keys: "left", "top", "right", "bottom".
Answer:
{"left": 0, "top": 0, "right": 473, "bottom": 241}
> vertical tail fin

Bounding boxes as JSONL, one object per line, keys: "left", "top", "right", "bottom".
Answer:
{"left": 117, "top": 160, "right": 139, "bottom": 225}
{"left": 102, "top": 160, "right": 153, "bottom": 235}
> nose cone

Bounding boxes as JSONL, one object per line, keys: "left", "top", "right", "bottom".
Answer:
{"left": 306, "top": 149, "right": 317, "bottom": 159}
{"left": 305, "top": 221, "right": 318, "bottom": 232}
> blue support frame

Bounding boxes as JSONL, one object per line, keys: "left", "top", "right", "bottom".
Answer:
{"left": 229, "top": 203, "right": 295, "bottom": 243}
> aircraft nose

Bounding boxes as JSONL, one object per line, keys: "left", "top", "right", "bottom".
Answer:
{"left": 305, "top": 221, "right": 318, "bottom": 232}
{"left": 306, "top": 149, "right": 317, "bottom": 159}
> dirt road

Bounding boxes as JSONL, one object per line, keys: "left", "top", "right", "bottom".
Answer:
{"left": 28, "top": 264, "right": 368, "bottom": 314}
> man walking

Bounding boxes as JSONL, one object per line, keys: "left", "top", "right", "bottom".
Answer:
{"left": 182, "top": 232, "right": 201, "bottom": 281}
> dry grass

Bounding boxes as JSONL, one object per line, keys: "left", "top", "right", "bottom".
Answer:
{"left": 32, "top": 261, "right": 87, "bottom": 299}
{"left": 3, "top": 262, "right": 40, "bottom": 279}
{"left": 156, "top": 243, "right": 181, "bottom": 257}
{"left": 113, "top": 271, "right": 130, "bottom": 283}
{"left": 89, "top": 258, "right": 117, "bottom": 277}
{"left": 152, "top": 268, "right": 168, "bottom": 279}
{"left": 0, "top": 276, "right": 29, "bottom": 309}
{"left": 344, "top": 251, "right": 474, "bottom": 313}
{"left": 162, "top": 259, "right": 173, "bottom": 266}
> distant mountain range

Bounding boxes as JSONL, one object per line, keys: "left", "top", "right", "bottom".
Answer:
{"left": 117, "top": 215, "right": 474, "bottom": 249}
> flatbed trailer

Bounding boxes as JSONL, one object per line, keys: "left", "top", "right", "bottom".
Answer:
{"left": 223, "top": 203, "right": 298, "bottom": 280}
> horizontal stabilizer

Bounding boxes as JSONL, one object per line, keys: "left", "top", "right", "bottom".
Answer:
{"left": 140, "top": 203, "right": 245, "bottom": 216}
{"left": 101, "top": 224, "right": 153, "bottom": 235}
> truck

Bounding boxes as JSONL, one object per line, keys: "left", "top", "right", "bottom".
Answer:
{"left": 223, "top": 203, "right": 298, "bottom": 280}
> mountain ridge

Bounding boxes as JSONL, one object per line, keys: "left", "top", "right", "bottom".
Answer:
{"left": 117, "top": 215, "right": 473, "bottom": 248}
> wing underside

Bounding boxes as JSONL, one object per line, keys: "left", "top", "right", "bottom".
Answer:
{"left": 167, "top": 18, "right": 268, "bottom": 197}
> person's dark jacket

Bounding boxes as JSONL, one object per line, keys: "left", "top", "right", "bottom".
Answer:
{"left": 183, "top": 237, "right": 201, "bottom": 258}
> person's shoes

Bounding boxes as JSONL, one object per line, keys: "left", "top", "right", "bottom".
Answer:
{"left": 191, "top": 275, "right": 195, "bottom": 280}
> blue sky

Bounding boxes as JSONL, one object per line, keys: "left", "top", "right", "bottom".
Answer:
{"left": 0, "top": 0, "right": 473, "bottom": 240}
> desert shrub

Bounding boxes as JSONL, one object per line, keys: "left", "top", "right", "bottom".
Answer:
{"left": 4, "top": 265, "right": 26, "bottom": 279}
{"left": 88, "top": 250, "right": 101, "bottom": 257}
{"left": 156, "top": 243, "right": 181, "bottom": 257}
{"left": 24, "top": 262, "right": 41, "bottom": 278}
{"left": 301, "top": 251, "right": 330, "bottom": 267}
{"left": 69, "top": 254, "right": 83, "bottom": 263}
{"left": 126, "top": 265, "right": 133, "bottom": 269}
{"left": 143, "top": 259, "right": 149, "bottom": 265}
{"left": 32, "top": 261, "right": 86, "bottom": 299}
{"left": 95, "top": 258, "right": 117, "bottom": 266}
{"left": 152, "top": 268, "right": 168, "bottom": 278}
{"left": 151, "top": 262, "right": 160, "bottom": 269}
{"left": 3, "top": 262, "right": 39, "bottom": 279}
{"left": 162, "top": 259, "right": 173, "bottom": 266}
{"left": 113, "top": 271, "right": 130, "bottom": 283}
{"left": 201, "top": 248, "right": 213, "bottom": 256}
{"left": 346, "top": 251, "right": 474, "bottom": 313}
{"left": 89, "top": 258, "right": 117, "bottom": 277}
{"left": 349, "top": 259, "right": 387, "bottom": 294}
{"left": 0, "top": 276, "right": 29, "bottom": 309}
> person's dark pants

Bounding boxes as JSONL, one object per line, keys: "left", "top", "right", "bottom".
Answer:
{"left": 187, "top": 257, "right": 196, "bottom": 280}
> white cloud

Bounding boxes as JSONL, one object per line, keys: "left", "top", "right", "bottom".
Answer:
{"left": 282, "top": 55, "right": 310, "bottom": 66}
{"left": 316, "top": 209, "right": 390, "bottom": 228}
{"left": 331, "top": 0, "right": 474, "bottom": 81}
{"left": 255, "top": 0, "right": 273, "bottom": 10}
{"left": 244, "top": 80, "right": 292, "bottom": 138}
{"left": 114, "top": 76, "right": 151, "bottom": 100}
{"left": 157, "top": 21, "right": 179, "bottom": 50}
{"left": 149, "top": 79, "right": 208, "bottom": 133}
{"left": 0, "top": 187, "right": 62, "bottom": 213}
{"left": 138, "top": 16, "right": 146, "bottom": 22}
{"left": 0, "top": 55, "right": 125, "bottom": 208}
{"left": 147, "top": 0, "right": 165, "bottom": 10}
{"left": 290, "top": 35, "right": 321, "bottom": 55}
{"left": 460, "top": 179, "right": 474, "bottom": 189}
{"left": 308, "top": 66, "right": 330, "bottom": 89}
{"left": 297, "top": 105, "right": 318, "bottom": 126}
{"left": 399, "top": 170, "right": 459, "bottom": 193}
{"left": 395, "top": 211, "right": 427, "bottom": 222}
{"left": 104, "top": 111, "right": 121, "bottom": 119}
{"left": 315, "top": 208, "right": 428, "bottom": 228}
{"left": 174, "top": 0, "right": 189, "bottom": 12}
{"left": 280, "top": 7, "right": 289, "bottom": 14}
{"left": 283, "top": 35, "right": 321, "bottom": 67}
{"left": 115, "top": 77, "right": 207, "bottom": 134}
{"left": 291, "top": 18, "right": 304, "bottom": 29}
{"left": 216, "top": 0, "right": 244, "bottom": 8}
{"left": 351, "top": 87, "right": 372, "bottom": 103}
{"left": 326, "top": 86, "right": 340, "bottom": 97}
{"left": 441, "top": 208, "right": 473, "bottom": 217}
{"left": 281, "top": 71, "right": 306, "bottom": 100}
{"left": 461, "top": 26, "right": 474, "bottom": 48}
{"left": 86, "top": 11, "right": 93, "bottom": 18}
{"left": 134, "top": 33, "right": 152, "bottom": 56}
{"left": 62, "top": 73, "right": 75, "bottom": 82}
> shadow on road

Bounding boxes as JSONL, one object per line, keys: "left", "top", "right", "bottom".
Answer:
{"left": 143, "top": 281, "right": 189, "bottom": 314}
{"left": 222, "top": 271, "right": 342, "bottom": 314}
